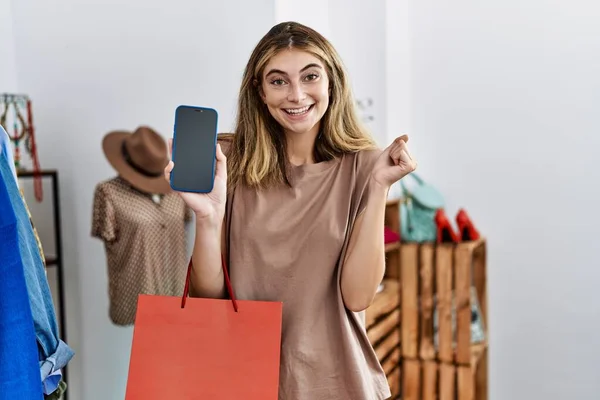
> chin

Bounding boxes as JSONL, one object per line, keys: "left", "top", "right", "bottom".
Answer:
{"left": 285, "top": 123, "right": 319, "bottom": 136}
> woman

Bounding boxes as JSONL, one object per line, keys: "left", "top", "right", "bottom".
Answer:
{"left": 165, "top": 21, "right": 416, "bottom": 400}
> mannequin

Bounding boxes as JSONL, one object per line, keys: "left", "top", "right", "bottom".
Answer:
{"left": 91, "top": 126, "right": 191, "bottom": 326}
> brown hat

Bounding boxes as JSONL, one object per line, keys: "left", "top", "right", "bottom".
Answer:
{"left": 102, "top": 126, "right": 171, "bottom": 194}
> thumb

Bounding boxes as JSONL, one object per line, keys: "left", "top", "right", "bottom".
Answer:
{"left": 215, "top": 143, "right": 227, "bottom": 179}
{"left": 168, "top": 138, "right": 173, "bottom": 158}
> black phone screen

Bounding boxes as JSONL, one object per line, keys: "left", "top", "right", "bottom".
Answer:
{"left": 170, "top": 105, "right": 218, "bottom": 193}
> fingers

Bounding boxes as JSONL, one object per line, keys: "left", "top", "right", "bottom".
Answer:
{"left": 395, "top": 134, "right": 409, "bottom": 144}
{"left": 390, "top": 145, "right": 403, "bottom": 165}
{"left": 216, "top": 143, "right": 225, "bottom": 161}
{"left": 388, "top": 137, "right": 408, "bottom": 163}
{"left": 388, "top": 135, "right": 416, "bottom": 170}
{"left": 402, "top": 148, "right": 417, "bottom": 171}
{"left": 164, "top": 160, "right": 174, "bottom": 182}
{"left": 384, "top": 134, "right": 409, "bottom": 156}
{"left": 168, "top": 138, "right": 173, "bottom": 158}
{"left": 214, "top": 143, "right": 228, "bottom": 180}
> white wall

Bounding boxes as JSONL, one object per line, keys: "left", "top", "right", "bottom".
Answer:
{"left": 385, "top": 0, "right": 411, "bottom": 139}
{"left": 0, "top": 0, "right": 17, "bottom": 91}
{"left": 275, "top": 0, "right": 331, "bottom": 39}
{"left": 328, "top": 0, "right": 387, "bottom": 144}
{"left": 409, "top": 1, "right": 600, "bottom": 399}
{"left": 8, "top": 1, "right": 274, "bottom": 399}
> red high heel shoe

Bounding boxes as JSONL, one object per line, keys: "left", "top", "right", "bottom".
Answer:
{"left": 435, "top": 209, "right": 459, "bottom": 243}
{"left": 456, "top": 208, "right": 480, "bottom": 241}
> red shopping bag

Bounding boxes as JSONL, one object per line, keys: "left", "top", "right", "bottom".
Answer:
{"left": 124, "top": 255, "right": 283, "bottom": 399}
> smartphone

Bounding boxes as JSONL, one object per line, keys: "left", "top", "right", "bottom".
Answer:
{"left": 170, "top": 105, "right": 219, "bottom": 193}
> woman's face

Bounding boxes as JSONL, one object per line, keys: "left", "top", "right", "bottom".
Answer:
{"left": 260, "top": 48, "right": 330, "bottom": 138}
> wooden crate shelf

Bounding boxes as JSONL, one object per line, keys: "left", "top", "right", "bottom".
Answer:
{"left": 366, "top": 280, "right": 400, "bottom": 330}
{"left": 399, "top": 238, "right": 488, "bottom": 400}
{"left": 400, "top": 238, "right": 487, "bottom": 364}
{"left": 366, "top": 279, "right": 401, "bottom": 399}
{"left": 383, "top": 199, "right": 401, "bottom": 279}
{"left": 402, "top": 349, "right": 488, "bottom": 400}
{"left": 385, "top": 241, "right": 401, "bottom": 253}
{"left": 364, "top": 199, "right": 403, "bottom": 399}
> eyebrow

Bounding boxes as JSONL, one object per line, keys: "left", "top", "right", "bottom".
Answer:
{"left": 265, "top": 63, "right": 322, "bottom": 78}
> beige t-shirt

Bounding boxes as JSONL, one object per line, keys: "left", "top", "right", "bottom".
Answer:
{"left": 221, "top": 136, "right": 391, "bottom": 400}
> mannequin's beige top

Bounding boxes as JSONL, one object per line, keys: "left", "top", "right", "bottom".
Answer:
{"left": 92, "top": 176, "right": 192, "bottom": 326}
{"left": 220, "top": 135, "right": 391, "bottom": 400}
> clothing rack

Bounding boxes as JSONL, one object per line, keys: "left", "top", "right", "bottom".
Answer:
{"left": 17, "top": 169, "right": 70, "bottom": 400}
{"left": 1, "top": 92, "right": 44, "bottom": 201}
{"left": 2, "top": 99, "right": 73, "bottom": 399}
{"left": 0, "top": 93, "right": 31, "bottom": 103}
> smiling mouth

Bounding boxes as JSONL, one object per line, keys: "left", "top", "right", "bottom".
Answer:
{"left": 283, "top": 104, "right": 314, "bottom": 116}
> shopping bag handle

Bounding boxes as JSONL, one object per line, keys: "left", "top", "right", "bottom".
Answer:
{"left": 181, "top": 254, "right": 239, "bottom": 312}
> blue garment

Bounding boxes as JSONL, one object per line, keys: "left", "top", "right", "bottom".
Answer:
{"left": 41, "top": 368, "right": 62, "bottom": 395}
{"left": 0, "top": 147, "right": 74, "bottom": 394}
{"left": 0, "top": 125, "right": 17, "bottom": 180}
{"left": 0, "top": 156, "right": 44, "bottom": 399}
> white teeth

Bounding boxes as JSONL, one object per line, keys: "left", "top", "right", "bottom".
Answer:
{"left": 285, "top": 105, "right": 311, "bottom": 115}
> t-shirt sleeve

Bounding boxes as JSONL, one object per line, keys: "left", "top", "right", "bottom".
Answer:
{"left": 91, "top": 184, "right": 118, "bottom": 243}
{"left": 355, "top": 148, "right": 383, "bottom": 216}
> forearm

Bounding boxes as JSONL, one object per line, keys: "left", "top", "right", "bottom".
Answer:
{"left": 341, "top": 181, "right": 389, "bottom": 312}
{"left": 189, "top": 217, "right": 226, "bottom": 299}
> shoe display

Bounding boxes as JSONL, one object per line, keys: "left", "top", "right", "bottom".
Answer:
{"left": 456, "top": 208, "right": 480, "bottom": 241}
{"left": 434, "top": 209, "right": 459, "bottom": 243}
{"left": 384, "top": 226, "right": 400, "bottom": 244}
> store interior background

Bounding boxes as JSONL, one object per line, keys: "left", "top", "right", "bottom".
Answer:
{"left": 1, "top": 0, "right": 599, "bottom": 399}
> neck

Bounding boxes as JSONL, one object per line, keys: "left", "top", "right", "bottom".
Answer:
{"left": 285, "top": 125, "right": 319, "bottom": 165}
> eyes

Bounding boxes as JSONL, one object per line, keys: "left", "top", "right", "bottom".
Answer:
{"left": 269, "top": 73, "right": 320, "bottom": 87}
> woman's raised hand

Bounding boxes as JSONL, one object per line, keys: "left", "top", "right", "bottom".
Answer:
{"left": 164, "top": 139, "right": 228, "bottom": 223}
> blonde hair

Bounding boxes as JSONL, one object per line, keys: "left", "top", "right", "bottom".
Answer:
{"left": 227, "top": 21, "right": 377, "bottom": 189}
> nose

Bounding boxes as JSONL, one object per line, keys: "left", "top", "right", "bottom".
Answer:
{"left": 287, "top": 82, "right": 306, "bottom": 103}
